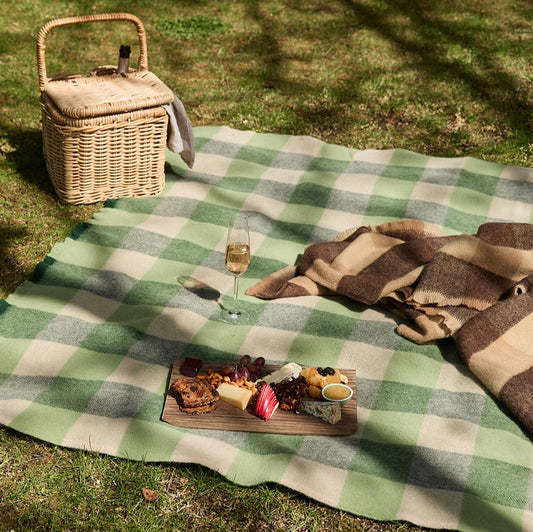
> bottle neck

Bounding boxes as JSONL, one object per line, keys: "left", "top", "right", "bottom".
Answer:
{"left": 116, "top": 44, "right": 131, "bottom": 75}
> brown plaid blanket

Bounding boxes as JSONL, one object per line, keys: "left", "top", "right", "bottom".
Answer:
{"left": 247, "top": 219, "right": 533, "bottom": 434}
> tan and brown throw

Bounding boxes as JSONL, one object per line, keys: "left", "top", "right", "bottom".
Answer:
{"left": 247, "top": 219, "right": 533, "bottom": 434}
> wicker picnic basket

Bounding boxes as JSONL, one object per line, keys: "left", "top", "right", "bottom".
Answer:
{"left": 36, "top": 13, "right": 175, "bottom": 204}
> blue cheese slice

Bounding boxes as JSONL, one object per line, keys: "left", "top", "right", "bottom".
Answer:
{"left": 300, "top": 400, "right": 342, "bottom": 424}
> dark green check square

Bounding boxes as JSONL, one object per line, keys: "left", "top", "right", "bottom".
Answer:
{"left": 444, "top": 206, "right": 487, "bottom": 234}
{"left": 190, "top": 202, "right": 237, "bottom": 226}
{"left": 160, "top": 239, "right": 212, "bottom": 264}
{"left": 290, "top": 182, "right": 332, "bottom": 208}
{"left": 269, "top": 220, "right": 316, "bottom": 244}
{"left": 457, "top": 169, "right": 499, "bottom": 197}
{"left": 81, "top": 323, "right": 142, "bottom": 355}
{"left": 380, "top": 164, "right": 425, "bottom": 182}
{"left": 365, "top": 195, "right": 409, "bottom": 218}
{"left": 0, "top": 304, "right": 54, "bottom": 339}
{"left": 302, "top": 309, "right": 356, "bottom": 339}
{"left": 123, "top": 280, "right": 179, "bottom": 307}
{"left": 109, "top": 197, "right": 160, "bottom": 214}
{"left": 372, "top": 381, "right": 433, "bottom": 414}
{"left": 351, "top": 439, "right": 416, "bottom": 482}
{"left": 33, "top": 258, "right": 96, "bottom": 289}
{"left": 36, "top": 377, "right": 103, "bottom": 413}
{"left": 75, "top": 224, "right": 131, "bottom": 248}
{"left": 478, "top": 397, "right": 526, "bottom": 436}
{"left": 237, "top": 146, "right": 279, "bottom": 167}
{"left": 307, "top": 156, "right": 349, "bottom": 173}
{"left": 466, "top": 456, "right": 530, "bottom": 508}
{"left": 218, "top": 176, "right": 260, "bottom": 193}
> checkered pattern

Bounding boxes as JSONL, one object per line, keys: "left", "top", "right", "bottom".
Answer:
{"left": 0, "top": 126, "right": 532, "bottom": 531}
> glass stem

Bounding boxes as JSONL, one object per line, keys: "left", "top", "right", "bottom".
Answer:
{"left": 232, "top": 275, "right": 240, "bottom": 308}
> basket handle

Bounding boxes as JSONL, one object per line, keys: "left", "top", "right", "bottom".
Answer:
{"left": 36, "top": 12, "right": 148, "bottom": 91}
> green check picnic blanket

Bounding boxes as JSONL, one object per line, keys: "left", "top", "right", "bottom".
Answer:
{"left": 1, "top": 126, "right": 532, "bottom": 531}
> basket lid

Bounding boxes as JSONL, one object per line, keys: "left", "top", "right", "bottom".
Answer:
{"left": 42, "top": 70, "right": 174, "bottom": 119}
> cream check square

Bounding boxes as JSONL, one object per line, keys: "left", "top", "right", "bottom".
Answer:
{"left": 107, "top": 358, "right": 168, "bottom": 393}
{"left": 488, "top": 196, "right": 532, "bottom": 223}
{"left": 334, "top": 173, "right": 379, "bottom": 195}
{"left": 136, "top": 214, "right": 189, "bottom": 238}
{"left": 192, "top": 152, "right": 233, "bottom": 177}
{"left": 259, "top": 166, "right": 304, "bottom": 185}
{"left": 417, "top": 414, "right": 478, "bottom": 455}
{"left": 281, "top": 134, "right": 325, "bottom": 156}
{"left": 240, "top": 326, "right": 299, "bottom": 362}
{"left": 59, "top": 289, "right": 121, "bottom": 323}
{"left": 352, "top": 148, "right": 394, "bottom": 165}
{"left": 64, "top": 414, "right": 131, "bottom": 455}
{"left": 337, "top": 341, "right": 394, "bottom": 381}
{"left": 242, "top": 193, "right": 286, "bottom": 224}
{"left": 410, "top": 181, "right": 454, "bottom": 206}
{"left": 13, "top": 340, "right": 78, "bottom": 377}
{"left": 145, "top": 308, "right": 208, "bottom": 342}
{"left": 171, "top": 433, "right": 240, "bottom": 475}
{"left": 436, "top": 361, "right": 487, "bottom": 395}
{"left": 500, "top": 164, "right": 533, "bottom": 182}
{"left": 164, "top": 179, "right": 211, "bottom": 200}
{"left": 101, "top": 249, "right": 158, "bottom": 280}
{"left": 424, "top": 156, "right": 467, "bottom": 169}
{"left": 318, "top": 208, "right": 364, "bottom": 234}
{"left": 212, "top": 126, "right": 256, "bottom": 146}
{"left": 282, "top": 456, "right": 348, "bottom": 508}
{"left": 398, "top": 485, "right": 463, "bottom": 530}
{"left": 0, "top": 399, "right": 32, "bottom": 425}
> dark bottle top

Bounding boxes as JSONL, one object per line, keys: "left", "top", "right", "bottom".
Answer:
{"left": 116, "top": 44, "right": 131, "bottom": 75}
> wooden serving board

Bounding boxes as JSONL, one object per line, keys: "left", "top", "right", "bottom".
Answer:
{"left": 162, "top": 360, "right": 357, "bottom": 436}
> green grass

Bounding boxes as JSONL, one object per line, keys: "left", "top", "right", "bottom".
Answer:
{"left": 0, "top": 0, "right": 531, "bottom": 529}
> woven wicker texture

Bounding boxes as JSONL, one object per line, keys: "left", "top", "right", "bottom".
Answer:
{"left": 43, "top": 71, "right": 174, "bottom": 119}
{"left": 36, "top": 13, "right": 173, "bottom": 204}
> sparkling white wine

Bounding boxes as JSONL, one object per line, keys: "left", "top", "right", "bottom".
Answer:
{"left": 225, "top": 243, "right": 250, "bottom": 275}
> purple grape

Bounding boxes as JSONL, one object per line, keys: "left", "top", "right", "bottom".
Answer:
{"left": 228, "top": 370, "right": 241, "bottom": 382}
{"left": 240, "top": 367, "right": 250, "bottom": 380}
{"left": 254, "top": 357, "right": 265, "bottom": 367}
{"left": 248, "top": 373, "right": 258, "bottom": 382}
{"left": 219, "top": 364, "right": 235, "bottom": 376}
{"left": 247, "top": 363, "right": 259, "bottom": 374}
{"left": 239, "top": 354, "right": 251, "bottom": 367}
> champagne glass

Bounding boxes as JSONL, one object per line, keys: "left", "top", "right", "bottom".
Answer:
{"left": 221, "top": 214, "right": 250, "bottom": 323}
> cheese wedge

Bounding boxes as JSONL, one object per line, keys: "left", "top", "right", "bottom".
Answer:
{"left": 216, "top": 383, "right": 252, "bottom": 410}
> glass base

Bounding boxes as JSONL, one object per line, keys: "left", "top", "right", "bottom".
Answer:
{"left": 219, "top": 307, "right": 249, "bottom": 324}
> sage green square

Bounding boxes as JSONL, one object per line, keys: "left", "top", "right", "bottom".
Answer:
{"left": 362, "top": 410, "right": 423, "bottom": 446}
{"left": 373, "top": 176, "right": 416, "bottom": 200}
{"left": 389, "top": 149, "right": 430, "bottom": 168}
{"left": 459, "top": 494, "right": 524, "bottom": 531}
{"left": 383, "top": 350, "right": 442, "bottom": 387}
{"left": 448, "top": 187, "right": 492, "bottom": 218}
{"left": 226, "top": 446, "right": 297, "bottom": 485}
{"left": 8, "top": 283, "right": 75, "bottom": 315}
{"left": 0, "top": 338, "right": 32, "bottom": 373}
{"left": 58, "top": 348, "right": 123, "bottom": 381}
{"left": 193, "top": 319, "right": 251, "bottom": 354}
{"left": 118, "top": 418, "right": 185, "bottom": 461}
{"left": 278, "top": 203, "right": 325, "bottom": 226}
{"left": 339, "top": 470, "right": 405, "bottom": 519}
{"left": 9, "top": 403, "right": 82, "bottom": 446}
{"left": 287, "top": 333, "right": 345, "bottom": 366}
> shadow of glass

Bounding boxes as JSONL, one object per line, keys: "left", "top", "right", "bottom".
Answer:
{"left": 178, "top": 275, "right": 222, "bottom": 303}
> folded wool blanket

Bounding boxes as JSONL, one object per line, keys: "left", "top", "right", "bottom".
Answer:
{"left": 246, "top": 219, "right": 533, "bottom": 434}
